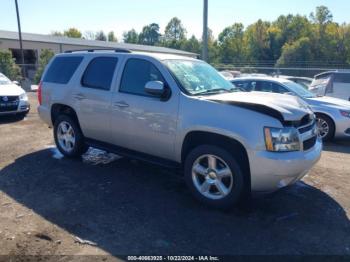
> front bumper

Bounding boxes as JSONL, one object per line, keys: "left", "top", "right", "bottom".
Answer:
{"left": 249, "top": 137, "right": 322, "bottom": 192}
{"left": 0, "top": 100, "right": 30, "bottom": 116}
{"left": 335, "top": 117, "right": 350, "bottom": 138}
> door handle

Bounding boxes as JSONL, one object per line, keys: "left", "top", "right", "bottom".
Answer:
{"left": 114, "top": 101, "right": 129, "bottom": 108}
{"left": 74, "top": 93, "right": 86, "bottom": 101}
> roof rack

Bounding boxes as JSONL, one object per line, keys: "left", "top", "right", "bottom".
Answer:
{"left": 64, "top": 48, "right": 132, "bottom": 54}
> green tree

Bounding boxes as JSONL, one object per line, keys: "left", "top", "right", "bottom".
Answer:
{"left": 95, "top": 31, "right": 107, "bottom": 41}
{"left": 108, "top": 31, "right": 117, "bottom": 42}
{"left": 64, "top": 28, "right": 82, "bottom": 38}
{"left": 139, "top": 23, "right": 161, "bottom": 45}
{"left": 123, "top": 29, "right": 139, "bottom": 44}
{"left": 181, "top": 35, "right": 201, "bottom": 54}
{"left": 218, "top": 23, "right": 245, "bottom": 64}
{"left": 164, "top": 17, "right": 187, "bottom": 45}
{"left": 310, "top": 5, "right": 333, "bottom": 26}
{"left": 244, "top": 20, "right": 272, "bottom": 62}
{"left": 277, "top": 37, "right": 313, "bottom": 67}
{"left": 0, "top": 49, "right": 21, "bottom": 80}
{"left": 34, "top": 49, "right": 55, "bottom": 84}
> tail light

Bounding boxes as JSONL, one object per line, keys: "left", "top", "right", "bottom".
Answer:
{"left": 38, "top": 81, "right": 42, "bottom": 105}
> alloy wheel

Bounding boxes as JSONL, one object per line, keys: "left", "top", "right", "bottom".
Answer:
{"left": 57, "top": 121, "right": 76, "bottom": 153}
{"left": 317, "top": 118, "right": 329, "bottom": 139}
{"left": 192, "top": 154, "right": 234, "bottom": 200}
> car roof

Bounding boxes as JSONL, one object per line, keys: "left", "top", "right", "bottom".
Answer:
{"left": 56, "top": 50, "right": 197, "bottom": 62}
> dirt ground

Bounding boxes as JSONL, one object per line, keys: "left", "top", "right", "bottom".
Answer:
{"left": 0, "top": 93, "right": 349, "bottom": 259}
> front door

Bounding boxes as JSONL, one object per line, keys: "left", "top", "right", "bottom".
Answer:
{"left": 110, "top": 58, "right": 179, "bottom": 160}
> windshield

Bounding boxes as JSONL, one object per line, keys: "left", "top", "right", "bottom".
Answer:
{"left": 284, "top": 81, "right": 316, "bottom": 98}
{"left": 0, "top": 73, "right": 12, "bottom": 85}
{"left": 163, "top": 59, "right": 240, "bottom": 95}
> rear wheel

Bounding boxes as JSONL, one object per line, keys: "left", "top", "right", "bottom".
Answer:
{"left": 316, "top": 114, "right": 335, "bottom": 142}
{"left": 184, "top": 145, "right": 245, "bottom": 209}
{"left": 54, "top": 115, "right": 88, "bottom": 158}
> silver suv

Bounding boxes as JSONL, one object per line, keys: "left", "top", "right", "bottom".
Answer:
{"left": 38, "top": 49, "right": 322, "bottom": 208}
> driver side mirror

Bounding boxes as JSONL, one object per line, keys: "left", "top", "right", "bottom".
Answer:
{"left": 145, "top": 81, "right": 165, "bottom": 97}
{"left": 12, "top": 81, "right": 19, "bottom": 86}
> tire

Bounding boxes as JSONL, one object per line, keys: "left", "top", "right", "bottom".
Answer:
{"left": 316, "top": 114, "right": 335, "bottom": 142}
{"left": 54, "top": 115, "right": 88, "bottom": 158}
{"left": 184, "top": 145, "right": 246, "bottom": 209}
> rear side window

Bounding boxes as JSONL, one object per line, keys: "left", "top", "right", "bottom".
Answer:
{"left": 44, "top": 56, "right": 83, "bottom": 84}
{"left": 82, "top": 57, "right": 118, "bottom": 90}
{"left": 334, "top": 73, "right": 350, "bottom": 84}
{"left": 120, "top": 58, "right": 165, "bottom": 96}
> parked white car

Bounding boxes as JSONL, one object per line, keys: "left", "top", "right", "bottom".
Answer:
{"left": 232, "top": 77, "right": 350, "bottom": 141}
{"left": 0, "top": 73, "right": 30, "bottom": 117}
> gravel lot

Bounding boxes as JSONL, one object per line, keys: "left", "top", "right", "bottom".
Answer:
{"left": 0, "top": 93, "right": 349, "bottom": 258}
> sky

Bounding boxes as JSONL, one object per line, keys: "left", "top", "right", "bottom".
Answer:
{"left": 1, "top": 0, "right": 349, "bottom": 40}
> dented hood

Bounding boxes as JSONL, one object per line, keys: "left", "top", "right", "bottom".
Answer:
{"left": 204, "top": 91, "right": 313, "bottom": 122}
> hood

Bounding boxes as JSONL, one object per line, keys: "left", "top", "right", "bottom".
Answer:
{"left": 204, "top": 91, "right": 313, "bottom": 122}
{"left": 306, "top": 96, "right": 350, "bottom": 110}
{"left": 0, "top": 84, "right": 25, "bottom": 96}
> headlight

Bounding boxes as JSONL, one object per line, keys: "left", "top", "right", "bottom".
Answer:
{"left": 19, "top": 93, "right": 28, "bottom": 101}
{"left": 264, "top": 127, "right": 300, "bottom": 152}
{"left": 340, "top": 110, "right": 350, "bottom": 118}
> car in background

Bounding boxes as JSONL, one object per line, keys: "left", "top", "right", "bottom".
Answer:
{"left": 279, "top": 76, "right": 313, "bottom": 89}
{"left": 310, "top": 71, "right": 350, "bottom": 101}
{"left": 232, "top": 77, "right": 350, "bottom": 141}
{"left": 0, "top": 72, "right": 30, "bottom": 118}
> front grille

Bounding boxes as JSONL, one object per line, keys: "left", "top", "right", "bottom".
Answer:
{"left": 300, "top": 114, "right": 313, "bottom": 127}
{"left": 0, "top": 96, "right": 19, "bottom": 102}
{"left": 287, "top": 114, "right": 314, "bottom": 128}
{"left": 303, "top": 136, "right": 317, "bottom": 151}
{"left": 299, "top": 122, "right": 316, "bottom": 134}
{"left": 0, "top": 96, "right": 19, "bottom": 112}
{"left": 0, "top": 105, "right": 18, "bottom": 112}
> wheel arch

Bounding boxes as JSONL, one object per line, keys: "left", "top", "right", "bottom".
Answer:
{"left": 181, "top": 131, "right": 251, "bottom": 191}
{"left": 51, "top": 104, "right": 84, "bottom": 135}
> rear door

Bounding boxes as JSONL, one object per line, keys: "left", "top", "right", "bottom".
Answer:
{"left": 72, "top": 56, "right": 118, "bottom": 142}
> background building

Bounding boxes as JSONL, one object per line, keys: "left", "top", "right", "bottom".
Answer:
{"left": 0, "top": 30, "right": 197, "bottom": 80}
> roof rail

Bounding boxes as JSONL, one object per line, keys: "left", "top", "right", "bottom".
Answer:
{"left": 64, "top": 48, "right": 132, "bottom": 54}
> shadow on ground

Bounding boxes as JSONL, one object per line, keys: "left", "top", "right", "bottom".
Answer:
{"left": 323, "top": 139, "right": 350, "bottom": 154}
{"left": 0, "top": 115, "right": 25, "bottom": 125}
{"left": 0, "top": 148, "right": 349, "bottom": 255}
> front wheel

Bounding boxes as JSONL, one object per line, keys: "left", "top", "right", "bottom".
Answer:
{"left": 316, "top": 114, "right": 335, "bottom": 142}
{"left": 184, "top": 145, "right": 246, "bottom": 209}
{"left": 54, "top": 115, "right": 88, "bottom": 158}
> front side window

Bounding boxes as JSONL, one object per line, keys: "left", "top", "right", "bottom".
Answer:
{"left": 120, "top": 59, "right": 165, "bottom": 96}
{"left": 44, "top": 56, "right": 83, "bottom": 84}
{"left": 164, "top": 59, "right": 239, "bottom": 95}
{"left": 82, "top": 57, "right": 118, "bottom": 90}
